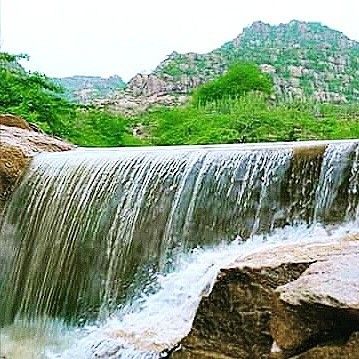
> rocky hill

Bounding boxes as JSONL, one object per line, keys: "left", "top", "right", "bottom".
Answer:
{"left": 54, "top": 75, "right": 126, "bottom": 103}
{"left": 125, "top": 20, "right": 359, "bottom": 104}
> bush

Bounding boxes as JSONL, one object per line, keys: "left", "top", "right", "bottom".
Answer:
{"left": 138, "top": 93, "right": 359, "bottom": 145}
{"left": 0, "top": 52, "right": 76, "bottom": 134}
{"left": 193, "top": 63, "right": 273, "bottom": 107}
{"left": 0, "top": 52, "right": 140, "bottom": 147}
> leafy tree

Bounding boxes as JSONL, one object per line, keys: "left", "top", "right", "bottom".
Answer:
{"left": 0, "top": 52, "right": 137, "bottom": 146}
{"left": 192, "top": 62, "right": 273, "bottom": 107}
{"left": 1, "top": 53, "right": 358, "bottom": 148}
{"left": 0, "top": 52, "right": 76, "bottom": 134}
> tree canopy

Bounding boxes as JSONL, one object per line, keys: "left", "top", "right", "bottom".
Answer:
{"left": 0, "top": 52, "right": 76, "bottom": 134}
{"left": 193, "top": 63, "right": 273, "bottom": 107}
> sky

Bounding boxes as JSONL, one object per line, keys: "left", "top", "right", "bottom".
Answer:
{"left": 1, "top": 0, "right": 359, "bottom": 81}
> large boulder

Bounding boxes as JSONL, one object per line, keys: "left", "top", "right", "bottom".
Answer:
{"left": 0, "top": 116, "right": 74, "bottom": 209}
{"left": 173, "top": 235, "right": 359, "bottom": 359}
{"left": 270, "top": 240, "right": 359, "bottom": 358}
{"left": 0, "top": 144, "right": 30, "bottom": 204}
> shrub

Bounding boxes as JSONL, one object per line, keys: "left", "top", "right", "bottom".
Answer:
{"left": 193, "top": 63, "right": 273, "bottom": 107}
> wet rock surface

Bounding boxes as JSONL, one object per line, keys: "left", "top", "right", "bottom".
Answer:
{"left": 0, "top": 144, "right": 30, "bottom": 205}
{"left": 173, "top": 236, "right": 359, "bottom": 359}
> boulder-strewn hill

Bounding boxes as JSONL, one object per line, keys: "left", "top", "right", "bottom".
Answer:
{"left": 54, "top": 75, "right": 126, "bottom": 103}
{"left": 125, "top": 20, "right": 359, "bottom": 103}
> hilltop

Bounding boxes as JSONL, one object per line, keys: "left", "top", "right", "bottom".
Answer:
{"left": 151, "top": 21, "right": 358, "bottom": 102}
{"left": 91, "top": 20, "right": 359, "bottom": 113}
{"left": 1, "top": 22, "right": 359, "bottom": 148}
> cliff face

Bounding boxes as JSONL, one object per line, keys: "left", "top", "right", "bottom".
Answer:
{"left": 126, "top": 21, "right": 358, "bottom": 104}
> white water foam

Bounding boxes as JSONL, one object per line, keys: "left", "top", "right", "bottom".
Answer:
{"left": 1, "top": 222, "right": 357, "bottom": 359}
{"left": 31, "top": 221, "right": 356, "bottom": 359}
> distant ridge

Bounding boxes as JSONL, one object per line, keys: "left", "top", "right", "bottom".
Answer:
{"left": 54, "top": 75, "right": 126, "bottom": 103}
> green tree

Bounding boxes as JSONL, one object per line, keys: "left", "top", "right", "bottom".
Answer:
{"left": 192, "top": 62, "right": 273, "bottom": 107}
{"left": 0, "top": 52, "right": 76, "bottom": 134}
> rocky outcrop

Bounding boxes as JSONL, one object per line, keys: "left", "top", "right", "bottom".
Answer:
{"left": 173, "top": 236, "right": 359, "bottom": 359}
{"left": 0, "top": 116, "right": 74, "bottom": 209}
{"left": 145, "top": 21, "right": 359, "bottom": 104}
{"left": 127, "top": 74, "right": 170, "bottom": 97}
{"left": 65, "top": 21, "right": 358, "bottom": 113}
{"left": 92, "top": 90, "right": 188, "bottom": 116}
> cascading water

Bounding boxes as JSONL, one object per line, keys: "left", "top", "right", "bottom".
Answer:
{"left": 0, "top": 140, "right": 358, "bottom": 358}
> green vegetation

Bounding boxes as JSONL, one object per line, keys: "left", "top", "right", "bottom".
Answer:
{"left": 0, "top": 53, "right": 74, "bottom": 133}
{"left": 155, "top": 20, "right": 359, "bottom": 103}
{"left": 193, "top": 63, "right": 272, "bottom": 106}
{"left": 137, "top": 95, "right": 359, "bottom": 145}
{"left": 1, "top": 52, "right": 358, "bottom": 148}
{"left": 0, "top": 52, "right": 137, "bottom": 147}
{"left": 136, "top": 63, "right": 358, "bottom": 145}
{"left": 60, "top": 109, "right": 143, "bottom": 147}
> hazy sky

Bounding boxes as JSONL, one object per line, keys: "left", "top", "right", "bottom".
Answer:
{"left": 2, "top": 0, "right": 358, "bottom": 80}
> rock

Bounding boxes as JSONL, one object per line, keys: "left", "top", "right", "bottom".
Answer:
{"left": 132, "top": 124, "right": 149, "bottom": 139}
{"left": 0, "top": 124, "right": 74, "bottom": 157}
{"left": 290, "top": 332, "right": 359, "bottom": 358}
{"left": 277, "top": 255, "right": 359, "bottom": 310}
{"left": 0, "top": 119, "right": 74, "bottom": 210}
{"left": 289, "top": 66, "right": 304, "bottom": 78}
{"left": 0, "top": 114, "right": 32, "bottom": 131}
{"left": 270, "top": 243, "right": 359, "bottom": 356}
{"left": 173, "top": 262, "right": 309, "bottom": 359}
{"left": 127, "top": 74, "right": 168, "bottom": 97}
{"left": 260, "top": 64, "right": 277, "bottom": 74}
{"left": 173, "top": 235, "right": 359, "bottom": 359}
{"left": 93, "top": 91, "right": 189, "bottom": 116}
{"left": 0, "top": 145, "right": 30, "bottom": 204}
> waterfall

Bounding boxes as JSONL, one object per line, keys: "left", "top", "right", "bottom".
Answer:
{"left": 0, "top": 141, "right": 358, "bottom": 358}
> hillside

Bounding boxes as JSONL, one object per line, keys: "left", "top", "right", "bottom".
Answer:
{"left": 54, "top": 75, "right": 126, "bottom": 103}
{"left": 124, "top": 20, "right": 359, "bottom": 104}
{"left": 1, "top": 49, "right": 359, "bottom": 147}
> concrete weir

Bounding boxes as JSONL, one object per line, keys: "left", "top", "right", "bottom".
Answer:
{"left": 0, "top": 139, "right": 358, "bottom": 358}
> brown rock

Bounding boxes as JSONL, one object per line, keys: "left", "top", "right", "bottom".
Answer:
{"left": 0, "top": 114, "right": 32, "bottom": 131}
{"left": 0, "top": 144, "right": 30, "bottom": 203}
{"left": 290, "top": 332, "right": 359, "bottom": 358}
{"left": 173, "top": 262, "right": 310, "bottom": 358}
{"left": 174, "top": 237, "right": 359, "bottom": 359}
{"left": 0, "top": 121, "right": 74, "bottom": 211}
{"left": 270, "top": 242, "right": 359, "bottom": 356}
{"left": 0, "top": 124, "right": 74, "bottom": 157}
{"left": 127, "top": 73, "right": 169, "bottom": 97}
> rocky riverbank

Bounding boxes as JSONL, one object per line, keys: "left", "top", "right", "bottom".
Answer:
{"left": 0, "top": 114, "right": 74, "bottom": 211}
{"left": 173, "top": 234, "right": 359, "bottom": 359}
